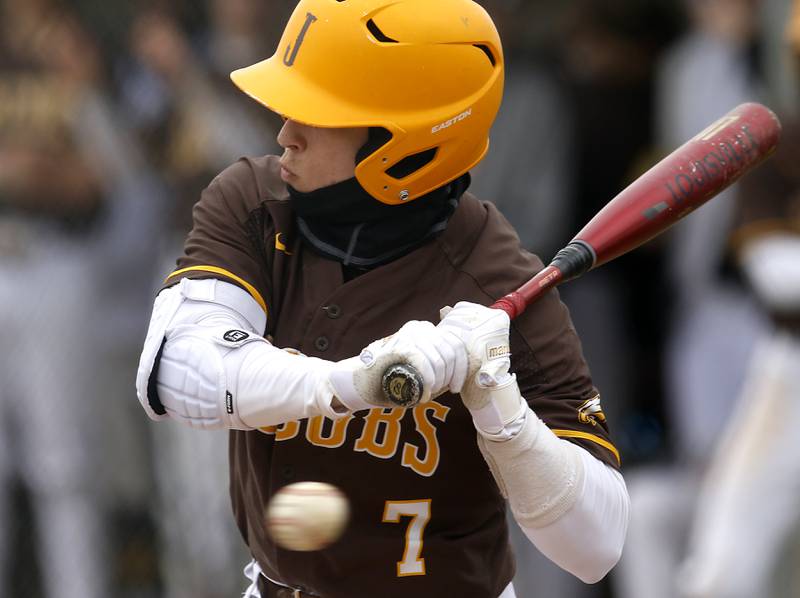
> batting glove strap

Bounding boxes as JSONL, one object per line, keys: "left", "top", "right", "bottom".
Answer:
{"left": 464, "top": 374, "right": 528, "bottom": 440}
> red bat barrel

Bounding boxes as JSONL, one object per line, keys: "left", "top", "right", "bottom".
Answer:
{"left": 577, "top": 102, "right": 780, "bottom": 268}
{"left": 493, "top": 102, "right": 782, "bottom": 319}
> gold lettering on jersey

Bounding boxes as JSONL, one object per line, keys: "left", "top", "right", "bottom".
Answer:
{"left": 306, "top": 414, "right": 354, "bottom": 448}
{"left": 401, "top": 401, "right": 451, "bottom": 477}
{"left": 354, "top": 408, "right": 405, "bottom": 459}
{"left": 382, "top": 499, "right": 431, "bottom": 576}
{"left": 275, "top": 420, "right": 301, "bottom": 441}
{"left": 577, "top": 395, "right": 606, "bottom": 426}
{"left": 269, "top": 401, "right": 451, "bottom": 477}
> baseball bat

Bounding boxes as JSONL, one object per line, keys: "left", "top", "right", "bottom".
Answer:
{"left": 381, "top": 102, "right": 782, "bottom": 407}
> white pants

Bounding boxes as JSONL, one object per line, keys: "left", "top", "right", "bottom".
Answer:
{"left": 679, "top": 333, "right": 800, "bottom": 598}
{"left": 242, "top": 559, "right": 517, "bottom": 598}
{"left": 0, "top": 236, "right": 108, "bottom": 598}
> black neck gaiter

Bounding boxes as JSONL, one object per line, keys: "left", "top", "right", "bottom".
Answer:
{"left": 288, "top": 174, "right": 470, "bottom": 268}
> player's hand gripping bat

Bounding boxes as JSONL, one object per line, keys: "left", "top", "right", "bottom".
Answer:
{"left": 380, "top": 102, "right": 782, "bottom": 408}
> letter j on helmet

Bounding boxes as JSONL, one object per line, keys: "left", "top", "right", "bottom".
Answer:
{"left": 284, "top": 12, "right": 318, "bottom": 66}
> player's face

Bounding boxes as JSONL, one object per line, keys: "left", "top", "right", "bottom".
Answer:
{"left": 277, "top": 119, "right": 369, "bottom": 192}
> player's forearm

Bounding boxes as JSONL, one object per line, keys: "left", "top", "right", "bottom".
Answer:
{"left": 477, "top": 411, "right": 629, "bottom": 583}
{"left": 516, "top": 437, "right": 629, "bottom": 583}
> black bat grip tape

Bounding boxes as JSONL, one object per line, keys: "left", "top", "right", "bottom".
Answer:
{"left": 549, "top": 241, "right": 595, "bottom": 281}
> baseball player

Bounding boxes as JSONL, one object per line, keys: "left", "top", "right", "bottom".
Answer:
{"left": 135, "top": 1, "right": 630, "bottom": 596}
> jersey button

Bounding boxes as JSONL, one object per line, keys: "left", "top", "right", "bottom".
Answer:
{"left": 314, "top": 336, "right": 330, "bottom": 352}
{"left": 323, "top": 304, "right": 342, "bottom": 319}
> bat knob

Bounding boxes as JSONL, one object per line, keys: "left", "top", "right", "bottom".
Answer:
{"left": 381, "top": 364, "right": 424, "bottom": 407}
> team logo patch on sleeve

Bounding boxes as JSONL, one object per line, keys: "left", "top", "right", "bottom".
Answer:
{"left": 578, "top": 395, "right": 606, "bottom": 426}
{"left": 223, "top": 330, "right": 250, "bottom": 342}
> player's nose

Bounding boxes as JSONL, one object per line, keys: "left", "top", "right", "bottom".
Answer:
{"left": 277, "top": 118, "right": 305, "bottom": 152}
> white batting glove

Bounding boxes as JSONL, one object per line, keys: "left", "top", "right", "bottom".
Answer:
{"left": 328, "top": 320, "right": 467, "bottom": 410}
{"left": 438, "top": 302, "right": 527, "bottom": 439}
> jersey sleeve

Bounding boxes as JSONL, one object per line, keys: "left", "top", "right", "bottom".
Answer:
{"left": 162, "top": 160, "right": 272, "bottom": 328}
{"left": 511, "top": 287, "right": 620, "bottom": 469}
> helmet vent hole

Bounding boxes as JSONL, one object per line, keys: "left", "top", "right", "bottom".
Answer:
{"left": 386, "top": 148, "right": 438, "bottom": 180}
{"left": 474, "top": 44, "right": 496, "bottom": 66}
{"left": 367, "top": 19, "right": 399, "bottom": 43}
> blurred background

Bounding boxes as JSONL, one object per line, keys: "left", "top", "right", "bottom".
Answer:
{"left": 0, "top": 0, "right": 798, "bottom": 597}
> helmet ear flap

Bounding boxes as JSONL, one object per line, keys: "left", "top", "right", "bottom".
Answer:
{"left": 356, "top": 129, "right": 439, "bottom": 193}
{"left": 356, "top": 127, "right": 393, "bottom": 164}
{"left": 385, "top": 148, "right": 438, "bottom": 180}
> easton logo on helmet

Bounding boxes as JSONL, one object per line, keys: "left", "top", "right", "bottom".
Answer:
{"left": 431, "top": 108, "right": 473, "bottom": 134}
{"left": 283, "top": 12, "right": 318, "bottom": 67}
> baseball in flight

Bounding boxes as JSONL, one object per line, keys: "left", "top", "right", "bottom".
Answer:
{"left": 266, "top": 482, "right": 350, "bottom": 552}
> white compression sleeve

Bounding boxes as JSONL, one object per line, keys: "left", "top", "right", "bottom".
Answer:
{"left": 477, "top": 410, "right": 629, "bottom": 583}
{"left": 518, "top": 444, "right": 630, "bottom": 584}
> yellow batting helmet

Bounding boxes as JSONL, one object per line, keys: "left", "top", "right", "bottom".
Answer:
{"left": 231, "top": 0, "right": 504, "bottom": 205}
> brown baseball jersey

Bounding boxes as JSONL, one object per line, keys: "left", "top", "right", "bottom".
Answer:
{"left": 164, "top": 155, "right": 620, "bottom": 598}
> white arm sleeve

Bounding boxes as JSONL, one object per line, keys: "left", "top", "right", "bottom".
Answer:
{"left": 518, "top": 442, "right": 629, "bottom": 584}
{"left": 477, "top": 410, "right": 629, "bottom": 584}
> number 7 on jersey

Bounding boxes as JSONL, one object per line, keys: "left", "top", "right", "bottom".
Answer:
{"left": 382, "top": 500, "right": 432, "bottom": 577}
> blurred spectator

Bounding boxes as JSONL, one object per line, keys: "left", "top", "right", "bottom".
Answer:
{"left": 554, "top": 0, "right": 682, "bottom": 465}
{"left": 116, "top": 4, "right": 281, "bottom": 597}
{"left": 471, "top": 63, "right": 573, "bottom": 258}
{"left": 0, "top": 0, "right": 165, "bottom": 596}
{"left": 676, "top": 6, "right": 800, "bottom": 594}
{"left": 119, "top": 2, "right": 280, "bottom": 234}
{"left": 614, "top": 1, "right": 774, "bottom": 597}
